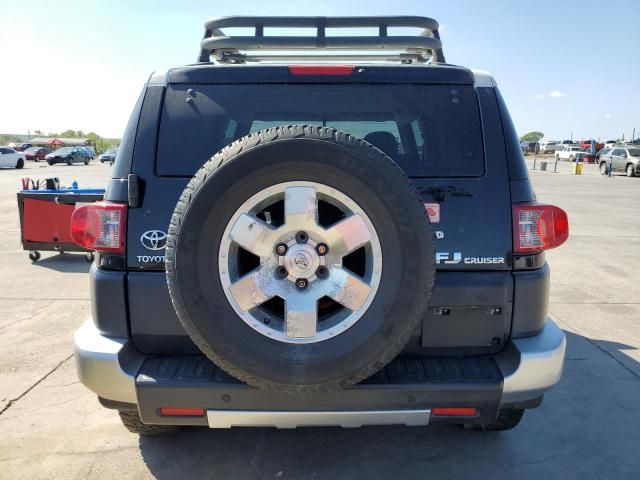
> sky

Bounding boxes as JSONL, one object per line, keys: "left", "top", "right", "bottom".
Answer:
{"left": 0, "top": 0, "right": 638, "bottom": 141}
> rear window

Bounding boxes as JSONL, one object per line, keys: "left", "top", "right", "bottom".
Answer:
{"left": 156, "top": 84, "right": 485, "bottom": 177}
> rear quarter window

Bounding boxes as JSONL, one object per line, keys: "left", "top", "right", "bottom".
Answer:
{"left": 156, "top": 83, "right": 485, "bottom": 178}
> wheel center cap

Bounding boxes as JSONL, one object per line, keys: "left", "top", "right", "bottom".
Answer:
{"left": 293, "top": 252, "right": 311, "bottom": 270}
{"left": 284, "top": 244, "right": 320, "bottom": 279}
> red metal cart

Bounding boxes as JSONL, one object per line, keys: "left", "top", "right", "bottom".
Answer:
{"left": 17, "top": 188, "right": 105, "bottom": 261}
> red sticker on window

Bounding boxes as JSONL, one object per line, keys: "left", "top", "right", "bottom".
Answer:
{"left": 424, "top": 203, "right": 440, "bottom": 223}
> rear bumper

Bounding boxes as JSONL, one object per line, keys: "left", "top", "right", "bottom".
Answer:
{"left": 498, "top": 319, "right": 566, "bottom": 405}
{"left": 74, "top": 321, "right": 144, "bottom": 404}
{"left": 74, "top": 319, "right": 565, "bottom": 428}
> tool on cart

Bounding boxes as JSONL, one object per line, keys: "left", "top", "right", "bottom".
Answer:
{"left": 21, "top": 177, "right": 61, "bottom": 191}
{"left": 17, "top": 184, "right": 105, "bottom": 262}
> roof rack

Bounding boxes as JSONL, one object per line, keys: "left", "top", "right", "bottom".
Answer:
{"left": 199, "top": 16, "right": 446, "bottom": 65}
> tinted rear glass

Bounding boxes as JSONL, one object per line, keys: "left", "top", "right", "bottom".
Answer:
{"left": 156, "top": 84, "right": 485, "bottom": 177}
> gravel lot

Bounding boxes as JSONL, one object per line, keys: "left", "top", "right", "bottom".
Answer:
{"left": 0, "top": 159, "right": 638, "bottom": 479}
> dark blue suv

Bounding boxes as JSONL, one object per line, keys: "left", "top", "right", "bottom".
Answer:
{"left": 71, "top": 16, "right": 568, "bottom": 435}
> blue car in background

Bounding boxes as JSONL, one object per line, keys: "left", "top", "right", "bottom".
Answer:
{"left": 80, "top": 147, "right": 96, "bottom": 159}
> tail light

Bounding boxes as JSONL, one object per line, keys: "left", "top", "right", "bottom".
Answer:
{"left": 70, "top": 201, "right": 127, "bottom": 253}
{"left": 513, "top": 204, "right": 569, "bottom": 253}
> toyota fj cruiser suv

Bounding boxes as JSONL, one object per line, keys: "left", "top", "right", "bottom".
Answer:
{"left": 72, "top": 16, "right": 568, "bottom": 435}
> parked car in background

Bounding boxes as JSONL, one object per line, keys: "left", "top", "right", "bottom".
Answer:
{"left": 80, "top": 147, "right": 96, "bottom": 159}
{"left": 45, "top": 147, "right": 91, "bottom": 165}
{"left": 12, "top": 143, "right": 33, "bottom": 152}
{"left": 24, "top": 146, "right": 52, "bottom": 161}
{"left": 579, "top": 140, "right": 604, "bottom": 152}
{"left": 98, "top": 148, "right": 118, "bottom": 164}
{"left": 604, "top": 140, "right": 618, "bottom": 149}
{"left": 539, "top": 140, "right": 558, "bottom": 153}
{"left": 520, "top": 140, "right": 539, "bottom": 154}
{"left": 558, "top": 140, "right": 576, "bottom": 149}
{"left": 0, "top": 147, "right": 25, "bottom": 168}
{"left": 598, "top": 146, "right": 640, "bottom": 176}
{"left": 556, "top": 145, "right": 584, "bottom": 161}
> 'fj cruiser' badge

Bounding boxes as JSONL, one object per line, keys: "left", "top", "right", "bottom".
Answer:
{"left": 141, "top": 230, "right": 167, "bottom": 250}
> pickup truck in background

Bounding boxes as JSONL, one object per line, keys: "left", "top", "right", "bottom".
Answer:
{"left": 580, "top": 140, "right": 604, "bottom": 152}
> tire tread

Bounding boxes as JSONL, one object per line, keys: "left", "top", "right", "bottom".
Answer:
{"left": 118, "top": 410, "right": 180, "bottom": 436}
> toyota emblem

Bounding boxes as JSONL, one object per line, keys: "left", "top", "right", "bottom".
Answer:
{"left": 140, "top": 230, "right": 167, "bottom": 250}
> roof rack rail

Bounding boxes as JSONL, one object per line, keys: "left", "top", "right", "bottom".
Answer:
{"left": 199, "top": 16, "right": 446, "bottom": 65}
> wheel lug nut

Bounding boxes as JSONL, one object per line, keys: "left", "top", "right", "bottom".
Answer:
{"left": 275, "top": 243, "right": 288, "bottom": 255}
{"left": 275, "top": 266, "right": 288, "bottom": 279}
{"left": 316, "top": 243, "right": 328, "bottom": 256}
{"left": 295, "top": 231, "right": 308, "bottom": 243}
{"left": 295, "top": 278, "right": 308, "bottom": 289}
{"left": 316, "top": 266, "right": 329, "bottom": 279}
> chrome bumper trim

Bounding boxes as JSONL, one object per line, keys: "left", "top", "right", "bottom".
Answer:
{"left": 499, "top": 319, "right": 566, "bottom": 404}
{"left": 74, "top": 320, "right": 144, "bottom": 404}
{"left": 207, "top": 409, "right": 431, "bottom": 429}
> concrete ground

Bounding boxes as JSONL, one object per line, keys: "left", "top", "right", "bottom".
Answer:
{"left": 0, "top": 159, "right": 638, "bottom": 479}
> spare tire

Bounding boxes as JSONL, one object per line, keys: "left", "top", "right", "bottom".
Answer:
{"left": 166, "top": 126, "right": 435, "bottom": 395}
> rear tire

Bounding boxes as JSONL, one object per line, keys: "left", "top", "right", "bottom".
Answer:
{"left": 47, "top": 160, "right": 54, "bottom": 166}
{"left": 16, "top": 159, "right": 24, "bottom": 169}
{"left": 29, "top": 251, "right": 41, "bottom": 262}
{"left": 463, "top": 408, "right": 525, "bottom": 431}
{"left": 626, "top": 164, "right": 635, "bottom": 177}
{"left": 66, "top": 158, "right": 73, "bottom": 166}
{"left": 118, "top": 410, "right": 180, "bottom": 436}
{"left": 84, "top": 158, "right": 90, "bottom": 165}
